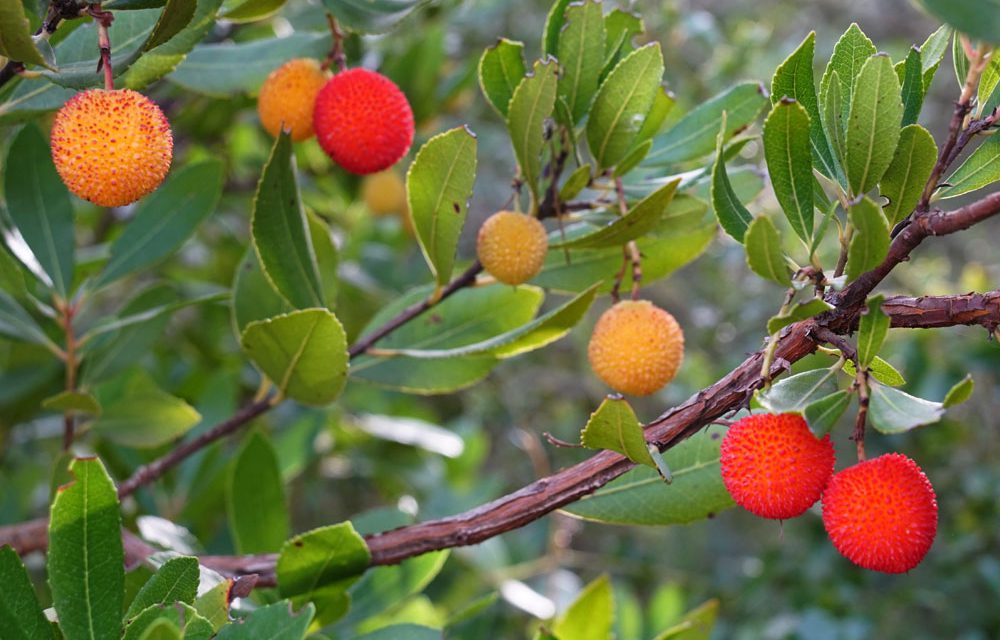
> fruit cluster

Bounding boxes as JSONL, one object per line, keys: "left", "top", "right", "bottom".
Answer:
{"left": 720, "top": 413, "right": 938, "bottom": 573}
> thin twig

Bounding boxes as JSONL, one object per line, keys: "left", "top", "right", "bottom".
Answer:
{"left": 322, "top": 14, "right": 347, "bottom": 73}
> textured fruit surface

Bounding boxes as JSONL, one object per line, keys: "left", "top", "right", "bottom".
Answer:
{"left": 476, "top": 211, "right": 548, "bottom": 285}
{"left": 822, "top": 453, "right": 938, "bottom": 573}
{"left": 587, "top": 300, "right": 684, "bottom": 396}
{"left": 720, "top": 413, "right": 835, "bottom": 519}
{"left": 50, "top": 89, "right": 173, "bottom": 207}
{"left": 362, "top": 170, "right": 408, "bottom": 216}
{"left": 313, "top": 68, "right": 414, "bottom": 174}
{"left": 257, "top": 58, "right": 327, "bottom": 141}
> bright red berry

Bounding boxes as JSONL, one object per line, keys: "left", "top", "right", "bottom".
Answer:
{"left": 822, "top": 453, "right": 938, "bottom": 573}
{"left": 720, "top": 413, "right": 835, "bottom": 520}
{"left": 313, "top": 68, "right": 415, "bottom": 175}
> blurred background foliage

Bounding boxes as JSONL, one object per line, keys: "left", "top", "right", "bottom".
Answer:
{"left": 1, "top": 0, "right": 998, "bottom": 638}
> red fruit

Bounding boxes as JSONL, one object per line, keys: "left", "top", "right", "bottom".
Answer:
{"left": 313, "top": 68, "right": 414, "bottom": 175}
{"left": 720, "top": 413, "right": 835, "bottom": 520}
{"left": 822, "top": 453, "right": 938, "bottom": 573}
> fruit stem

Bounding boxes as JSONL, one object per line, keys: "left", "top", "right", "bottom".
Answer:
{"left": 323, "top": 14, "right": 348, "bottom": 73}
{"left": 851, "top": 367, "right": 870, "bottom": 462}
{"left": 88, "top": 5, "right": 115, "bottom": 90}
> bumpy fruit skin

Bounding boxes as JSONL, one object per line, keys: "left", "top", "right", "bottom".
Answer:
{"left": 313, "top": 68, "right": 415, "bottom": 175}
{"left": 587, "top": 300, "right": 684, "bottom": 396}
{"left": 257, "top": 58, "right": 327, "bottom": 141}
{"left": 476, "top": 211, "right": 548, "bottom": 285}
{"left": 822, "top": 453, "right": 938, "bottom": 573}
{"left": 50, "top": 89, "right": 173, "bottom": 207}
{"left": 362, "top": 170, "right": 408, "bottom": 216}
{"left": 720, "top": 413, "right": 835, "bottom": 519}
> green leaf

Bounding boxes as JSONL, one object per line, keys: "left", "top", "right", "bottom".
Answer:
{"left": 542, "top": 0, "right": 572, "bottom": 56}
{"left": 917, "top": 0, "right": 1000, "bottom": 46}
{"left": 96, "top": 159, "right": 223, "bottom": 286}
{"left": 81, "top": 292, "right": 226, "bottom": 344}
{"left": 478, "top": 38, "right": 526, "bottom": 118}
{"left": 898, "top": 47, "right": 924, "bottom": 126}
{"left": 557, "top": 0, "right": 605, "bottom": 124}
{"left": 846, "top": 196, "right": 890, "bottom": 282}
{"left": 766, "top": 298, "right": 833, "bottom": 335}
{"left": 48, "top": 458, "right": 124, "bottom": 640}
{"left": 552, "top": 575, "right": 613, "bottom": 640}
{"left": 868, "top": 384, "right": 944, "bottom": 434}
{"left": 822, "top": 70, "right": 847, "bottom": 173}
{"left": 319, "top": 0, "right": 428, "bottom": 34}
{"left": 803, "top": 390, "right": 851, "bottom": 436}
{"left": 978, "top": 54, "right": 1000, "bottom": 116}
{"left": 0, "top": 546, "right": 52, "bottom": 640}
{"left": 587, "top": 43, "right": 664, "bottom": 170}
{"left": 123, "top": 603, "right": 212, "bottom": 640}
{"left": 756, "top": 368, "right": 839, "bottom": 413}
{"left": 857, "top": 294, "right": 889, "bottom": 368}
{"left": 552, "top": 179, "right": 680, "bottom": 249}
{"left": 819, "top": 23, "right": 877, "bottom": 126}
{"left": 562, "top": 429, "right": 734, "bottom": 525}
{"left": 3, "top": 124, "right": 74, "bottom": 296}
{"left": 407, "top": 127, "right": 478, "bottom": 286}
{"left": 845, "top": 54, "right": 903, "bottom": 196}
{"left": 144, "top": 0, "right": 196, "bottom": 50}
{"left": 653, "top": 599, "right": 719, "bottom": 640}
{"left": 354, "top": 625, "right": 441, "bottom": 640}
{"left": 940, "top": 133, "right": 1000, "bottom": 199}
{"left": 91, "top": 374, "right": 201, "bottom": 448}
{"left": 744, "top": 216, "right": 790, "bottom": 286}
{"left": 215, "top": 601, "right": 315, "bottom": 639}
{"left": 221, "top": 0, "right": 286, "bottom": 22}
{"left": 559, "top": 164, "right": 592, "bottom": 201}
{"left": 508, "top": 58, "right": 557, "bottom": 208}
{"left": 843, "top": 356, "right": 906, "bottom": 387}
{"left": 43, "top": 391, "right": 101, "bottom": 417}
{"left": 227, "top": 431, "right": 288, "bottom": 554}
{"left": 580, "top": 397, "right": 656, "bottom": 469}
{"left": 232, "top": 249, "right": 293, "bottom": 336}
{"left": 648, "top": 82, "right": 768, "bottom": 165}
{"left": 943, "top": 375, "right": 974, "bottom": 407}
{"left": 919, "top": 25, "right": 951, "bottom": 94}
{"left": 710, "top": 117, "right": 753, "bottom": 243}
{"left": 336, "top": 551, "right": 448, "bottom": 630}
{"left": 136, "top": 619, "right": 182, "bottom": 640}
{"left": 770, "top": 32, "right": 837, "bottom": 179}
{"left": 125, "top": 556, "right": 200, "bottom": 619}
{"left": 763, "top": 99, "right": 814, "bottom": 242}
{"left": 277, "top": 523, "right": 370, "bottom": 625}
{"left": 193, "top": 581, "right": 231, "bottom": 632}
{"left": 124, "top": 0, "right": 225, "bottom": 89}
{"left": 880, "top": 124, "right": 937, "bottom": 226}
{"left": 252, "top": 131, "right": 325, "bottom": 309}
{"left": 952, "top": 30, "right": 970, "bottom": 91}
{"left": 0, "top": 75, "right": 75, "bottom": 125}
{"left": 0, "top": 1, "right": 47, "bottom": 66}
{"left": 601, "top": 9, "right": 644, "bottom": 79}
{"left": 0, "top": 289, "right": 55, "bottom": 348}
{"left": 240, "top": 308, "right": 348, "bottom": 406}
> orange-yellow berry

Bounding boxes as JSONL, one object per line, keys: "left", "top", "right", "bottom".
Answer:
{"left": 362, "top": 170, "right": 408, "bottom": 217}
{"left": 720, "top": 413, "right": 836, "bottom": 520}
{"left": 50, "top": 89, "right": 173, "bottom": 207}
{"left": 587, "top": 300, "right": 684, "bottom": 396}
{"left": 822, "top": 453, "right": 938, "bottom": 573}
{"left": 257, "top": 58, "right": 327, "bottom": 141}
{"left": 476, "top": 211, "right": 548, "bottom": 285}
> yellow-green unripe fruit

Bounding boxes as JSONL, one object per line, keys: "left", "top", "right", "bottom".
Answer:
{"left": 587, "top": 300, "right": 684, "bottom": 396}
{"left": 362, "top": 170, "right": 408, "bottom": 216}
{"left": 476, "top": 211, "right": 548, "bottom": 285}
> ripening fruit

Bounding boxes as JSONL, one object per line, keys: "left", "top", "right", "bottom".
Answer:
{"left": 50, "top": 89, "right": 173, "bottom": 207}
{"left": 313, "top": 68, "right": 415, "bottom": 175}
{"left": 822, "top": 453, "right": 938, "bottom": 573}
{"left": 587, "top": 300, "right": 684, "bottom": 396}
{"left": 476, "top": 211, "right": 548, "bottom": 285}
{"left": 720, "top": 413, "right": 836, "bottom": 520}
{"left": 362, "top": 170, "right": 408, "bottom": 217}
{"left": 257, "top": 58, "right": 327, "bottom": 141}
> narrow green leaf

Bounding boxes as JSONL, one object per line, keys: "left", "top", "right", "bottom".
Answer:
{"left": 710, "top": 116, "right": 753, "bottom": 243}
{"left": 763, "top": 99, "right": 814, "bottom": 242}
{"left": 215, "top": 601, "right": 315, "bottom": 639}
{"left": 557, "top": 0, "right": 605, "bottom": 123}
{"left": 231, "top": 249, "right": 292, "bottom": 336}
{"left": 144, "top": 0, "right": 196, "bottom": 50}
{"left": 562, "top": 429, "right": 734, "bottom": 525}
{"left": 559, "top": 164, "right": 592, "bottom": 201}
{"left": 478, "top": 38, "right": 526, "bottom": 118}
{"left": 552, "top": 179, "right": 680, "bottom": 249}
{"left": 336, "top": 551, "right": 448, "bottom": 630}
{"left": 277, "top": 523, "right": 370, "bottom": 621}
{"left": 919, "top": 25, "right": 951, "bottom": 93}
{"left": 228, "top": 431, "right": 289, "bottom": 554}
{"left": 587, "top": 43, "right": 665, "bottom": 170}
{"left": 653, "top": 599, "right": 719, "bottom": 640}
{"left": 868, "top": 384, "right": 944, "bottom": 434}
{"left": 407, "top": 127, "right": 478, "bottom": 286}
{"left": 91, "top": 374, "right": 201, "bottom": 448}
{"left": 580, "top": 397, "right": 657, "bottom": 469}
{"left": 803, "top": 390, "right": 851, "bottom": 436}
{"left": 819, "top": 23, "right": 877, "bottom": 124}
{"left": 81, "top": 292, "right": 226, "bottom": 345}
{"left": 822, "top": 70, "right": 847, "bottom": 172}
{"left": 601, "top": 9, "right": 644, "bottom": 79}
{"left": 48, "top": 458, "right": 124, "bottom": 640}
{"left": 0, "top": 1, "right": 47, "bottom": 66}
{"left": 43, "top": 391, "right": 101, "bottom": 417}
{"left": 4, "top": 124, "right": 74, "bottom": 295}
{"left": 193, "top": 581, "right": 231, "bottom": 632}
{"left": 917, "top": 0, "right": 1000, "bottom": 47}
{"left": 627, "top": 85, "right": 675, "bottom": 152}
{"left": 880, "top": 124, "right": 937, "bottom": 225}
{"left": 857, "top": 294, "right": 889, "bottom": 367}
{"left": 978, "top": 53, "right": 1000, "bottom": 117}
{"left": 943, "top": 374, "right": 974, "bottom": 407}
{"left": 940, "top": 133, "right": 1000, "bottom": 199}
{"left": 252, "top": 132, "right": 324, "bottom": 309}
{"left": 221, "top": 0, "right": 286, "bottom": 22}
{"left": 0, "top": 546, "right": 52, "bottom": 640}
{"left": 843, "top": 356, "right": 906, "bottom": 387}
{"left": 135, "top": 619, "right": 182, "bottom": 640}
{"left": 898, "top": 47, "right": 924, "bottom": 126}
{"left": 125, "top": 557, "right": 199, "bottom": 619}
{"left": 846, "top": 196, "right": 890, "bottom": 282}
{"left": 744, "top": 216, "right": 790, "bottom": 286}
{"left": 552, "top": 576, "right": 613, "bottom": 640}
{"left": 508, "top": 58, "right": 558, "bottom": 207}
{"left": 319, "top": 0, "right": 428, "bottom": 33}
{"left": 766, "top": 298, "right": 833, "bottom": 335}
{"left": 240, "top": 308, "right": 349, "bottom": 406}
{"left": 952, "top": 30, "right": 970, "bottom": 91}
{"left": 612, "top": 139, "right": 653, "bottom": 177}
{"left": 542, "top": 0, "right": 572, "bottom": 56}
{"left": 0, "top": 289, "right": 55, "bottom": 348}
{"left": 845, "top": 54, "right": 903, "bottom": 196}
{"left": 756, "top": 368, "right": 839, "bottom": 413}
